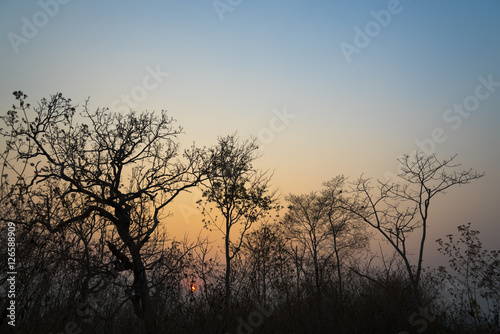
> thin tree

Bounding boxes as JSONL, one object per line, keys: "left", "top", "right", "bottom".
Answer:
{"left": 322, "top": 175, "right": 368, "bottom": 299}
{"left": 341, "top": 152, "right": 484, "bottom": 305}
{"left": 198, "top": 134, "right": 276, "bottom": 310}
{"left": 242, "top": 221, "right": 286, "bottom": 304}
{"left": 283, "top": 192, "right": 331, "bottom": 297}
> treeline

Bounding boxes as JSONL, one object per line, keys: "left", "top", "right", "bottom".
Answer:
{"left": 0, "top": 92, "right": 499, "bottom": 333}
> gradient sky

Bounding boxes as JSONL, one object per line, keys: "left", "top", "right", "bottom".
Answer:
{"left": 1, "top": 0, "right": 499, "bottom": 263}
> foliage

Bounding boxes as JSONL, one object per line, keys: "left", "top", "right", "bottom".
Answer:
{"left": 436, "top": 223, "right": 500, "bottom": 332}
{"left": 0, "top": 92, "right": 493, "bottom": 333}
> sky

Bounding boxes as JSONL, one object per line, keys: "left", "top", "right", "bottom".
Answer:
{"left": 1, "top": 0, "right": 499, "bottom": 264}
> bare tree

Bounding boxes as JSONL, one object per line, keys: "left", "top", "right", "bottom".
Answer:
{"left": 284, "top": 181, "right": 368, "bottom": 300}
{"left": 242, "top": 220, "right": 286, "bottom": 304}
{"left": 198, "top": 134, "right": 276, "bottom": 310}
{"left": 1, "top": 91, "right": 206, "bottom": 332}
{"left": 287, "top": 240, "right": 306, "bottom": 301}
{"left": 284, "top": 192, "right": 331, "bottom": 297}
{"left": 322, "top": 175, "right": 369, "bottom": 298}
{"left": 341, "top": 152, "right": 484, "bottom": 305}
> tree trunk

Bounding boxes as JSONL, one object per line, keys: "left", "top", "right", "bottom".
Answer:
{"left": 333, "top": 232, "right": 342, "bottom": 299}
{"left": 224, "top": 217, "right": 232, "bottom": 309}
{"left": 131, "top": 253, "right": 152, "bottom": 326}
{"left": 225, "top": 249, "right": 231, "bottom": 307}
{"left": 115, "top": 207, "right": 154, "bottom": 333}
{"left": 313, "top": 245, "right": 321, "bottom": 297}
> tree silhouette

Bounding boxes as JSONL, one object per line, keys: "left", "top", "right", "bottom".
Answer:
{"left": 342, "top": 152, "right": 484, "bottom": 305}
{"left": 322, "top": 175, "right": 369, "bottom": 299}
{"left": 1, "top": 92, "right": 494, "bottom": 333}
{"left": 242, "top": 220, "right": 287, "bottom": 304}
{"left": 1, "top": 91, "right": 205, "bottom": 332}
{"left": 198, "top": 134, "right": 276, "bottom": 314}
{"left": 284, "top": 192, "right": 331, "bottom": 298}
{"left": 283, "top": 179, "right": 368, "bottom": 302}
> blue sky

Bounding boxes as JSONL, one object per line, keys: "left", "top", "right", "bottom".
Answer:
{"left": 1, "top": 0, "right": 499, "bottom": 258}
